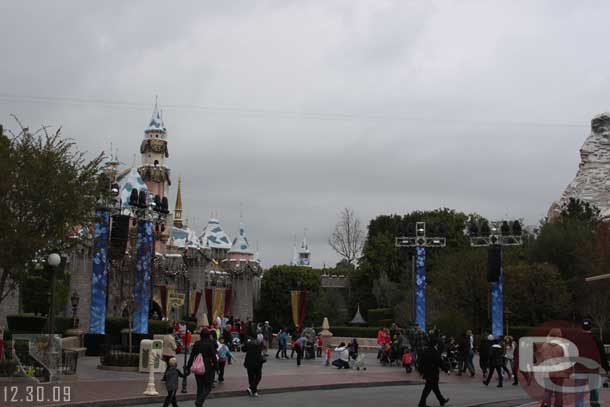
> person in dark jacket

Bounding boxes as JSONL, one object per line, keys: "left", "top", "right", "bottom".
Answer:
{"left": 244, "top": 337, "right": 265, "bottom": 396}
{"left": 187, "top": 328, "right": 217, "bottom": 407}
{"left": 417, "top": 338, "right": 450, "bottom": 407}
{"left": 483, "top": 338, "right": 505, "bottom": 387}
{"left": 163, "top": 357, "right": 184, "bottom": 407}
{"left": 575, "top": 319, "right": 610, "bottom": 407}
{"left": 479, "top": 333, "right": 491, "bottom": 377}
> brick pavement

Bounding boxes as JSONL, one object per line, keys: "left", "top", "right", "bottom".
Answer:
{"left": 0, "top": 352, "right": 539, "bottom": 407}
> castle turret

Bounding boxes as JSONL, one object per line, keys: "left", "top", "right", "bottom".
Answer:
{"left": 291, "top": 232, "right": 311, "bottom": 267}
{"left": 174, "top": 177, "right": 183, "bottom": 228}
{"left": 138, "top": 98, "right": 171, "bottom": 199}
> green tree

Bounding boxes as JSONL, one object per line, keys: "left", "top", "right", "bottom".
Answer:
{"left": 0, "top": 122, "right": 105, "bottom": 307}
{"left": 256, "top": 265, "right": 321, "bottom": 329}
{"left": 503, "top": 263, "right": 572, "bottom": 325}
{"left": 355, "top": 208, "right": 475, "bottom": 314}
{"left": 427, "top": 248, "right": 489, "bottom": 331}
{"left": 20, "top": 263, "right": 70, "bottom": 316}
{"left": 529, "top": 198, "right": 599, "bottom": 307}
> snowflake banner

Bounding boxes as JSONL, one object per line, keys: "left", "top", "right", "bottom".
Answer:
{"left": 89, "top": 209, "right": 110, "bottom": 334}
{"left": 133, "top": 220, "right": 153, "bottom": 334}
{"left": 491, "top": 269, "right": 504, "bottom": 338}
{"left": 415, "top": 246, "right": 426, "bottom": 330}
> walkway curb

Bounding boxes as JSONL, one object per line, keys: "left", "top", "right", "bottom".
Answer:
{"left": 56, "top": 379, "right": 423, "bottom": 407}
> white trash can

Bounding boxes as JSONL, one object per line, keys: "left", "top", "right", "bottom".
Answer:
{"left": 139, "top": 339, "right": 165, "bottom": 373}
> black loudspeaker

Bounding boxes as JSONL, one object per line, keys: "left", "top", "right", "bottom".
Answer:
{"left": 487, "top": 245, "right": 502, "bottom": 282}
{"left": 109, "top": 214, "right": 130, "bottom": 259}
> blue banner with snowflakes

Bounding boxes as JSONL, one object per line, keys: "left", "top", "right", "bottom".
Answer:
{"left": 491, "top": 254, "right": 504, "bottom": 338}
{"left": 89, "top": 209, "right": 110, "bottom": 334}
{"left": 415, "top": 246, "right": 426, "bottom": 330}
{"left": 133, "top": 220, "right": 153, "bottom": 334}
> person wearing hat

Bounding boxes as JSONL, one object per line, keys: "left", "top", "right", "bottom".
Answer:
{"left": 417, "top": 338, "right": 450, "bottom": 407}
{"left": 575, "top": 319, "right": 609, "bottom": 407}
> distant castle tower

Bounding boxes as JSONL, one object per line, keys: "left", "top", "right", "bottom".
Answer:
{"left": 174, "top": 177, "right": 183, "bottom": 228}
{"left": 291, "top": 231, "right": 311, "bottom": 267}
{"left": 222, "top": 219, "right": 262, "bottom": 320}
{"left": 138, "top": 98, "right": 171, "bottom": 199}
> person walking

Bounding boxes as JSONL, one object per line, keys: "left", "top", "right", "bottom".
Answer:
{"left": 244, "top": 336, "right": 265, "bottom": 397}
{"left": 575, "top": 319, "right": 609, "bottom": 407}
{"left": 502, "top": 336, "right": 515, "bottom": 381}
{"left": 217, "top": 337, "right": 234, "bottom": 383}
{"left": 262, "top": 321, "right": 273, "bottom": 351}
{"left": 186, "top": 328, "right": 217, "bottom": 407}
{"left": 483, "top": 337, "right": 505, "bottom": 387}
{"left": 417, "top": 338, "right": 450, "bottom": 407}
{"left": 479, "top": 333, "right": 492, "bottom": 378}
{"left": 276, "top": 328, "right": 289, "bottom": 359}
{"left": 290, "top": 328, "right": 300, "bottom": 359}
{"left": 162, "top": 357, "right": 184, "bottom": 407}
{"left": 162, "top": 326, "right": 177, "bottom": 375}
{"left": 413, "top": 325, "right": 428, "bottom": 366}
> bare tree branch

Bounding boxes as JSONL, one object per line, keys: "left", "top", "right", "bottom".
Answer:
{"left": 328, "top": 208, "right": 364, "bottom": 266}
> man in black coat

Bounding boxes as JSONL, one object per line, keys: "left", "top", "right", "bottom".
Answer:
{"left": 187, "top": 328, "right": 218, "bottom": 407}
{"left": 417, "top": 338, "right": 450, "bottom": 407}
{"left": 244, "top": 337, "right": 265, "bottom": 396}
{"left": 479, "top": 333, "right": 491, "bottom": 377}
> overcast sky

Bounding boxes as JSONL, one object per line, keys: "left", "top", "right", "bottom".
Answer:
{"left": 1, "top": 1, "right": 608, "bottom": 267}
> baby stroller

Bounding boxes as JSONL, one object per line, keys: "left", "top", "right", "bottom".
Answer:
{"left": 231, "top": 332, "right": 241, "bottom": 351}
{"left": 349, "top": 352, "right": 367, "bottom": 371}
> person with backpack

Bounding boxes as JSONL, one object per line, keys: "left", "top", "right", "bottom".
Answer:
{"left": 186, "top": 328, "right": 217, "bottom": 407}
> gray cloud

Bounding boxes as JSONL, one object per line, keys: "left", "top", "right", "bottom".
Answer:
{"left": 1, "top": 0, "right": 607, "bottom": 267}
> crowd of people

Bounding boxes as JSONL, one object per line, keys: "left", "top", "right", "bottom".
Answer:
{"left": 156, "top": 317, "right": 609, "bottom": 407}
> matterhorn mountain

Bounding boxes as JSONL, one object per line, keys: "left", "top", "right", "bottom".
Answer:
{"left": 549, "top": 113, "right": 610, "bottom": 219}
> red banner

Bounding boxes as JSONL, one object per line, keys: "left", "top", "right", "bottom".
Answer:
{"left": 205, "top": 288, "right": 213, "bottom": 318}
{"left": 193, "top": 290, "right": 202, "bottom": 316}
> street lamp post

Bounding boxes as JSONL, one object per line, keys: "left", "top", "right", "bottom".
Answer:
{"left": 70, "top": 292, "right": 80, "bottom": 328}
{"left": 47, "top": 253, "right": 61, "bottom": 351}
{"left": 181, "top": 248, "right": 197, "bottom": 394}
{"left": 126, "top": 294, "right": 135, "bottom": 353}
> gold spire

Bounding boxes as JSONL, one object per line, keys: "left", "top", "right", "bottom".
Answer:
{"left": 174, "top": 177, "right": 183, "bottom": 228}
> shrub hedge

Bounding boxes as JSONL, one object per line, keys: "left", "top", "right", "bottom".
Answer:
{"left": 6, "top": 315, "right": 77, "bottom": 335}
{"left": 100, "top": 352, "right": 139, "bottom": 367}
{"left": 325, "top": 326, "right": 378, "bottom": 338}
{"left": 367, "top": 308, "right": 393, "bottom": 324}
{"left": 0, "top": 360, "right": 18, "bottom": 377}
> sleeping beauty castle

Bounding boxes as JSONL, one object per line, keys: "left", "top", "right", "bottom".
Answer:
{"left": 49, "top": 100, "right": 263, "bottom": 336}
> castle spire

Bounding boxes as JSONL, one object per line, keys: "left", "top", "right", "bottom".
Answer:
{"left": 174, "top": 177, "right": 183, "bottom": 228}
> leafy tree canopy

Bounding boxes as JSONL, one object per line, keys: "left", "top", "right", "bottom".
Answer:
{"left": 0, "top": 122, "right": 106, "bottom": 305}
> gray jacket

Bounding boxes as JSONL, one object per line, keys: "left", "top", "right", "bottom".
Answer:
{"left": 164, "top": 367, "right": 184, "bottom": 391}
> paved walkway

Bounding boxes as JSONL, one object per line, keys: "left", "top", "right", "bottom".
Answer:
{"left": 11, "top": 351, "right": 601, "bottom": 407}
{"left": 0, "top": 352, "right": 420, "bottom": 407}
{"left": 129, "top": 384, "right": 530, "bottom": 407}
